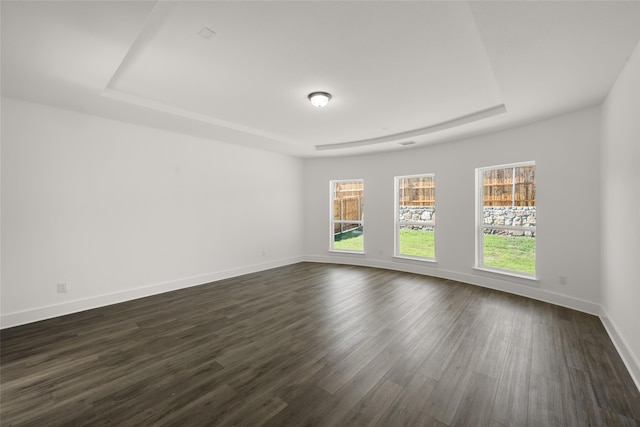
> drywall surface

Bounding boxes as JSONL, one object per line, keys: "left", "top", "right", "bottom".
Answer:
{"left": 601, "top": 41, "right": 640, "bottom": 386}
{"left": 1, "top": 98, "right": 304, "bottom": 327}
{"left": 303, "top": 106, "right": 602, "bottom": 314}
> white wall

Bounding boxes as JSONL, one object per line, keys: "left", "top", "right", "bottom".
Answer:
{"left": 1, "top": 97, "right": 304, "bottom": 327}
{"left": 601, "top": 41, "right": 640, "bottom": 386}
{"left": 303, "top": 106, "right": 602, "bottom": 314}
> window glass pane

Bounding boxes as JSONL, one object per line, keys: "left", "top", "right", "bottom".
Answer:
{"left": 398, "top": 176, "right": 435, "bottom": 207}
{"left": 399, "top": 225, "right": 435, "bottom": 258}
{"left": 331, "top": 180, "right": 364, "bottom": 252}
{"left": 483, "top": 167, "right": 513, "bottom": 207}
{"left": 396, "top": 174, "right": 435, "bottom": 260}
{"left": 334, "top": 182, "right": 364, "bottom": 222}
{"left": 515, "top": 165, "right": 536, "bottom": 207}
{"left": 482, "top": 228, "right": 536, "bottom": 275}
{"left": 333, "top": 223, "right": 364, "bottom": 251}
{"left": 479, "top": 163, "right": 536, "bottom": 276}
{"left": 483, "top": 166, "right": 535, "bottom": 207}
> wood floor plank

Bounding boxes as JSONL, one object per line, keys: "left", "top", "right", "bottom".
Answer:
{"left": 1, "top": 262, "right": 638, "bottom": 426}
{"left": 340, "top": 379, "right": 404, "bottom": 427}
{"left": 583, "top": 338, "right": 640, "bottom": 421}
{"left": 320, "top": 347, "right": 403, "bottom": 426}
{"left": 598, "top": 408, "right": 640, "bottom": 427}
{"left": 375, "top": 373, "right": 438, "bottom": 426}
{"left": 491, "top": 343, "right": 531, "bottom": 426}
{"left": 560, "top": 366, "right": 604, "bottom": 427}
{"left": 422, "top": 335, "right": 482, "bottom": 424}
{"left": 158, "top": 384, "right": 240, "bottom": 427}
{"left": 416, "top": 286, "right": 481, "bottom": 381}
{"left": 450, "top": 371, "right": 498, "bottom": 427}
{"left": 264, "top": 384, "right": 338, "bottom": 427}
{"left": 531, "top": 321, "right": 562, "bottom": 379}
{"left": 528, "top": 373, "right": 565, "bottom": 427}
{"left": 317, "top": 328, "right": 396, "bottom": 394}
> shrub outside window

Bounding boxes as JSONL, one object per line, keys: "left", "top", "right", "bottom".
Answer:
{"left": 477, "top": 162, "right": 536, "bottom": 277}
{"left": 330, "top": 180, "right": 364, "bottom": 252}
{"left": 395, "top": 174, "right": 436, "bottom": 260}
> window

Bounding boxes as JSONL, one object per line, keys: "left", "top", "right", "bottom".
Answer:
{"left": 395, "top": 174, "right": 436, "bottom": 260}
{"left": 477, "top": 162, "right": 536, "bottom": 277}
{"left": 330, "top": 180, "right": 364, "bottom": 252}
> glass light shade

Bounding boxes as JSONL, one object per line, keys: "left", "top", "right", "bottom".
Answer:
{"left": 308, "top": 92, "right": 331, "bottom": 108}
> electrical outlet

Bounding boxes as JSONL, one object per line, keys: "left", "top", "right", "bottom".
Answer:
{"left": 559, "top": 276, "right": 568, "bottom": 285}
{"left": 57, "top": 282, "right": 67, "bottom": 293}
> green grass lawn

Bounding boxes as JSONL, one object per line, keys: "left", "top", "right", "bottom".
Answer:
{"left": 399, "top": 229, "right": 435, "bottom": 259}
{"left": 333, "top": 236, "right": 364, "bottom": 251}
{"left": 333, "top": 229, "right": 364, "bottom": 251}
{"left": 483, "top": 234, "right": 536, "bottom": 274}
{"left": 333, "top": 228, "right": 435, "bottom": 257}
{"left": 333, "top": 229, "right": 535, "bottom": 275}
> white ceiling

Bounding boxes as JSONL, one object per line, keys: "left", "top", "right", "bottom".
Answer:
{"left": 2, "top": 1, "right": 639, "bottom": 158}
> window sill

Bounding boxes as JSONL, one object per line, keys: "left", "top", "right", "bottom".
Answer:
{"left": 393, "top": 255, "right": 437, "bottom": 264}
{"left": 329, "top": 250, "right": 365, "bottom": 255}
{"left": 473, "top": 267, "right": 538, "bottom": 283}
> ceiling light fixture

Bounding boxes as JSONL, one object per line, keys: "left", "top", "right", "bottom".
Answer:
{"left": 308, "top": 91, "right": 331, "bottom": 108}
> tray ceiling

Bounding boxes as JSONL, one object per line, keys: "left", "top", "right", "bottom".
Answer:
{"left": 2, "top": 1, "right": 639, "bottom": 157}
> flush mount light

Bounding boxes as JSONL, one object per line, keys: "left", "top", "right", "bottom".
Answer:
{"left": 308, "top": 91, "right": 331, "bottom": 108}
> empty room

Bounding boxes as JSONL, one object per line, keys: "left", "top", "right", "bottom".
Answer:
{"left": 1, "top": 1, "right": 639, "bottom": 426}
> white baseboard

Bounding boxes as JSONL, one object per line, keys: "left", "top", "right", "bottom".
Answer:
{"left": 0, "top": 256, "right": 303, "bottom": 329}
{"left": 599, "top": 306, "right": 640, "bottom": 392}
{"left": 303, "top": 255, "right": 601, "bottom": 315}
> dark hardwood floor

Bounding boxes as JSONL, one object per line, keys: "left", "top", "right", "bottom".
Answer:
{"left": 1, "top": 263, "right": 639, "bottom": 426}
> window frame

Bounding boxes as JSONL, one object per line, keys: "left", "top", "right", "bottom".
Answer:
{"left": 394, "top": 173, "right": 436, "bottom": 262}
{"left": 475, "top": 161, "right": 536, "bottom": 279}
{"left": 329, "top": 179, "right": 365, "bottom": 254}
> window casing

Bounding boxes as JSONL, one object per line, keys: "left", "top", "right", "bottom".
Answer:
{"left": 394, "top": 174, "right": 436, "bottom": 261}
{"left": 330, "top": 180, "right": 364, "bottom": 253}
{"left": 476, "top": 162, "right": 536, "bottom": 277}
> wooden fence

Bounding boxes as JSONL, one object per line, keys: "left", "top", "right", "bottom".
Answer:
{"left": 334, "top": 182, "right": 364, "bottom": 234}
{"left": 398, "top": 176, "right": 435, "bottom": 207}
{"left": 332, "top": 169, "right": 534, "bottom": 229}
{"left": 483, "top": 166, "right": 536, "bottom": 206}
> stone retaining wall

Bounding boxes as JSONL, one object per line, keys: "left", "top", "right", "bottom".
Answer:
{"left": 399, "top": 207, "right": 435, "bottom": 231}
{"left": 398, "top": 206, "right": 536, "bottom": 237}
{"left": 483, "top": 206, "right": 536, "bottom": 237}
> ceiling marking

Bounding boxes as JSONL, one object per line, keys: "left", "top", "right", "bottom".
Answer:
{"left": 198, "top": 27, "right": 216, "bottom": 39}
